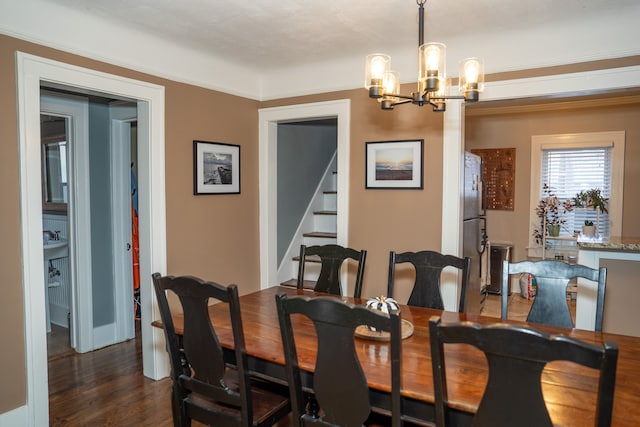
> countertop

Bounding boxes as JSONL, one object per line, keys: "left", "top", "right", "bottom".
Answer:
{"left": 577, "top": 236, "right": 640, "bottom": 253}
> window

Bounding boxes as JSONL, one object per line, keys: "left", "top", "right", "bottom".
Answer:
{"left": 529, "top": 131, "right": 625, "bottom": 252}
{"left": 541, "top": 147, "right": 611, "bottom": 237}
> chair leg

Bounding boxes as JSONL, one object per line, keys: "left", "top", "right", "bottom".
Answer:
{"left": 171, "top": 385, "right": 191, "bottom": 427}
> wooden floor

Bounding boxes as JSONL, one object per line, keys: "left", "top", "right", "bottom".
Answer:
{"left": 47, "top": 293, "right": 574, "bottom": 425}
{"left": 48, "top": 321, "right": 181, "bottom": 426}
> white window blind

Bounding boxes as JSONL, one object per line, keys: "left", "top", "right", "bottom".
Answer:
{"left": 541, "top": 147, "right": 612, "bottom": 237}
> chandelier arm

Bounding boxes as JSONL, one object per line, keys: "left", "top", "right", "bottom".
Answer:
{"left": 391, "top": 99, "right": 414, "bottom": 107}
{"left": 429, "top": 95, "right": 466, "bottom": 101}
{"left": 383, "top": 93, "right": 414, "bottom": 101}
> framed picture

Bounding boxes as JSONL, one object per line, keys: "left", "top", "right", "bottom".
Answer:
{"left": 365, "top": 139, "right": 424, "bottom": 189}
{"left": 193, "top": 140, "right": 240, "bottom": 195}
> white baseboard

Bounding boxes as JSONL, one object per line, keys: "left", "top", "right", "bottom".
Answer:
{"left": 93, "top": 323, "right": 117, "bottom": 350}
{"left": 0, "top": 405, "right": 29, "bottom": 426}
{"left": 50, "top": 303, "right": 69, "bottom": 328}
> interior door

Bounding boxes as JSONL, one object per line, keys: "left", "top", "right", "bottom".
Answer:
{"left": 110, "top": 103, "right": 137, "bottom": 343}
{"left": 41, "top": 90, "right": 91, "bottom": 352}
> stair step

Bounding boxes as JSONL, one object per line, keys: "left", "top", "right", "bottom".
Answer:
{"left": 303, "top": 231, "right": 336, "bottom": 238}
{"left": 292, "top": 255, "right": 321, "bottom": 263}
{"left": 280, "top": 279, "right": 297, "bottom": 287}
{"left": 280, "top": 279, "right": 316, "bottom": 290}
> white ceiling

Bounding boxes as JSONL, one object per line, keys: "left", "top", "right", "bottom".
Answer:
{"left": 37, "top": 0, "right": 637, "bottom": 69}
{"left": 3, "top": 0, "right": 640, "bottom": 100}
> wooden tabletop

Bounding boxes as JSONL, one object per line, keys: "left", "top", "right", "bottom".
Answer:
{"left": 154, "top": 285, "right": 640, "bottom": 426}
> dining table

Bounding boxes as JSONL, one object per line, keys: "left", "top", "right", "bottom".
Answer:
{"left": 152, "top": 285, "right": 640, "bottom": 426}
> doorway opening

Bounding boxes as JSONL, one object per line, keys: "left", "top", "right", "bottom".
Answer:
{"left": 17, "top": 52, "right": 168, "bottom": 425}
{"left": 258, "top": 100, "right": 351, "bottom": 290}
{"left": 41, "top": 89, "right": 140, "bottom": 360}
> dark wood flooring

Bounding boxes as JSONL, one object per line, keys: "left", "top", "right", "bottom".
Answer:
{"left": 48, "top": 321, "right": 181, "bottom": 426}
{"left": 46, "top": 294, "right": 573, "bottom": 426}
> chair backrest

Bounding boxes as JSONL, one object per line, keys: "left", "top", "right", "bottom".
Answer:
{"left": 429, "top": 316, "right": 618, "bottom": 427}
{"left": 387, "top": 250, "right": 471, "bottom": 312}
{"left": 297, "top": 244, "right": 367, "bottom": 298}
{"left": 501, "top": 260, "right": 607, "bottom": 331}
{"left": 152, "top": 273, "right": 254, "bottom": 426}
{"left": 275, "top": 294, "right": 402, "bottom": 427}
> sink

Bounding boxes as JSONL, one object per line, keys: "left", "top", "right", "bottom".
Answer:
{"left": 43, "top": 239, "right": 68, "bottom": 333}
{"left": 44, "top": 239, "right": 68, "bottom": 260}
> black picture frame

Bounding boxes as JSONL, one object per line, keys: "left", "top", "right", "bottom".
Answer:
{"left": 193, "top": 140, "right": 240, "bottom": 195}
{"left": 365, "top": 139, "right": 424, "bottom": 189}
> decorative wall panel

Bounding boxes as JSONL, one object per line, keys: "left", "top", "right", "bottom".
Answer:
{"left": 471, "top": 148, "right": 515, "bottom": 211}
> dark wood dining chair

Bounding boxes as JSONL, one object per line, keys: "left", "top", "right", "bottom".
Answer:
{"left": 152, "top": 273, "right": 291, "bottom": 427}
{"left": 501, "top": 259, "right": 607, "bottom": 331}
{"left": 429, "top": 316, "right": 618, "bottom": 427}
{"left": 275, "top": 293, "right": 402, "bottom": 427}
{"left": 297, "top": 244, "right": 367, "bottom": 298}
{"left": 387, "top": 250, "right": 471, "bottom": 312}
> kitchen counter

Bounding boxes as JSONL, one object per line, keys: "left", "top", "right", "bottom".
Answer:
{"left": 577, "top": 236, "right": 640, "bottom": 337}
{"left": 577, "top": 236, "right": 640, "bottom": 252}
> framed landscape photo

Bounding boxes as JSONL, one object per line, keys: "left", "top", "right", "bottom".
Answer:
{"left": 193, "top": 140, "right": 240, "bottom": 195}
{"left": 365, "top": 139, "right": 424, "bottom": 189}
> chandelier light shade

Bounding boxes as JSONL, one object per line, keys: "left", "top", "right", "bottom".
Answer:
{"left": 365, "top": 0, "right": 484, "bottom": 111}
{"left": 364, "top": 53, "right": 390, "bottom": 96}
{"left": 459, "top": 57, "right": 484, "bottom": 102}
{"left": 419, "top": 42, "right": 445, "bottom": 92}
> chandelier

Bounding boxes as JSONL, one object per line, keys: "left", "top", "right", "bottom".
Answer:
{"left": 365, "top": 0, "right": 484, "bottom": 112}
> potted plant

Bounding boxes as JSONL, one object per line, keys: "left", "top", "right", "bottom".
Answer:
{"left": 533, "top": 184, "right": 574, "bottom": 244}
{"left": 582, "top": 220, "right": 596, "bottom": 236}
{"left": 572, "top": 188, "right": 608, "bottom": 213}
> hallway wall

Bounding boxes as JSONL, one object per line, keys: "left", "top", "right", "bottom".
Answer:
{"left": 0, "top": 34, "right": 259, "bottom": 414}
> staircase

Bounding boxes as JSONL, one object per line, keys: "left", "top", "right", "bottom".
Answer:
{"left": 278, "top": 156, "right": 338, "bottom": 285}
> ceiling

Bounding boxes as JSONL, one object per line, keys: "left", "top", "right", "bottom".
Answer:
{"left": 3, "top": 0, "right": 638, "bottom": 100}
{"left": 40, "top": 0, "right": 638, "bottom": 71}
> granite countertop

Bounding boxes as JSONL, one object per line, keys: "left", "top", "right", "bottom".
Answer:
{"left": 577, "top": 236, "right": 640, "bottom": 252}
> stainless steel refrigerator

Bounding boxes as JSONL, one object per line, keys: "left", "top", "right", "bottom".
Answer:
{"left": 463, "top": 151, "right": 489, "bottom": 314}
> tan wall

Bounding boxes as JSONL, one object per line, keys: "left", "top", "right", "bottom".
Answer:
{"left": 465, "top": 102, "right": 640, "bottom": 262}
{"left": 0, "top": 35, "right": 26, "bottom": 415}
{"left": 0, "top": 34, "right": 259, "bottom": 413}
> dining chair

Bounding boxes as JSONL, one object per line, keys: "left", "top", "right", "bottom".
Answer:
{"left": 297, "top": 244, "right": 367, "bottom": 298}
{"left": 501, "top": 259, "right": 607, "bottom": 331}
{"left": 152, "top": 273, "right": 291, "bottom": 427}
{"left": 387, "top": 250, "right": 471, "bottom": 312}
{"left": 275, "top": 293, "right": 402, "bottom": 427}
{"left": 429, "top": 316, "right": 618, "bottom": 427}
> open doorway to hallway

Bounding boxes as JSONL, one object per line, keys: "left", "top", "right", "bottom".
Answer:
{"left": 17, "top": 52, "right": 168, "bottom": 426}
{"left": 276, "top": 118, "right": 338, "bottom": 284}
{"left": 41, "top": 89, "right": 139, "bottom": 361}
{"left": 258, "top": 99, "right": 351, "bottom": 291}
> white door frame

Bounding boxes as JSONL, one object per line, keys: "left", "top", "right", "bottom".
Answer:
{"left": 258, "top": 100, "right": 351, "bottom": 291}
{"left": 16, "top": 52, "right": 168, "bottom": 426}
